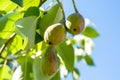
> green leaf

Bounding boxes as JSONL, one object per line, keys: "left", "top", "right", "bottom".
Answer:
{"left": 24, "top": 7, "right": 40, "bottom": 17}
{"left": 0, "top": 0, "right": 17, "bottom": 12}
{"left": 51, "top": 71, "right": 60, "bottom": 80}
{"left": 39, "top": 4, "right": 63, "bottom": 37}
{"left": 0, "top": 11, "right": 6, "bottom": 15}
{"left": 11, "top": 0, "right": 23, "bottom": 7}
{"left": 57, "top": 40, "right": 74, "bottom": 71}
{"left": 33, "top": 57, "right": 43, "bottom": 80}
{"left": 0, "top": 12, "right": 23, "bottom": 39}
{"left": 72, "top": 67, "right": 80, "bottom": 80}
{"left": 80, "top": 39, "right": 85, "bottom": 49}
{"left": 7, "top": 35, "right": 23, "bottom": 54}
{"left": 0, "top": 16, "right": 8, "bottom": 31}
{"left": 82, "top": 26, "right": 99, "bottom": 38}
{"left": 77, "top": 55, "right": 83, "bottom": 62}
{"left": 67, "top": 37, "right": 76, "bottom": 45}
{"left": 33, "top": 57, "right": 52, "bottom": 80}
{"left": 0, "top": 38, "right": 7, "bottom": 48}
{"left": 17, "top": 53, "right": 34, "bottom": 80}
{"left": 15, "top": 16, "right": 38, "bottom": 50}
{"left": 35, "top": 32, "right": 43, "bottom": 44}
{"left": 84, "top": 55, "right": 95, "bottom": 66}
{"left": 18, "top": 0, "right": 40, "bottom": 10}
{"left": 0, "top": 65, "right": 12, "bottom": 80}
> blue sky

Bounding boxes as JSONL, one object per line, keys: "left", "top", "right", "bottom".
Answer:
{"left": 62, "top": 0, "right": 120, "bottom": 80}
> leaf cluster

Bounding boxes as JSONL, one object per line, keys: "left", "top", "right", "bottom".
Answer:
{"left": 0, "top": 0, "right": 99, "bottom": 80}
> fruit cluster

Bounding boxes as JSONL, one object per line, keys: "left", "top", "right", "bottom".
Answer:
{"left": 44, "top": 13, "right": 85, "bottom": 46}
{"left": 41, "top": 12, "right": 85, "bottom": 76}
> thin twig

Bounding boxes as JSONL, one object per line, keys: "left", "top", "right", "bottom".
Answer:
{"left": 72, "top": 0, "right": 79, "bottom": 13}
{"left": 38, "top": 0, "right": 47, "bottom": 7}
{"left": 0, "top": 33, "right": 16, "bottom": 56}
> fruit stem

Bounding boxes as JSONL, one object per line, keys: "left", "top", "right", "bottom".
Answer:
{"left": 72, "top": 0, "right": 79, "bottom": 13}
{"left": 56, "top": 0, "right": 66, "bottom": 20}
{"left": 38, "top": 0, "right": 47, "bottom": 7}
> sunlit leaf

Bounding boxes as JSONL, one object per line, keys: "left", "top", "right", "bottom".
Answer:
{"left": 0, "top": 64, "right": 12, "bottom": 80}
{"left": 57, "top": 40, "right": 74, "bottom": 71}
{"left": 39, "top": 4, "right": 63, "bottom": 37}
{"left": 0, "top": 58, "right": 4, "bottom": 63}
{"left": 7, "top": 35, "right": 23, "bottom": 54}
{"left": 0, "top": 50, "right": 7, "bottom": 60}
{"left": 0, "top": 12, "right": 23, "bottom": 39}
{"left": 0, "top": 21, "right": 14, "bottom": 39}
{"left": 0, "top": 0, "right": 17, "bottom": 12}
{"left": 82, "top": 26, "right": 99, "bottom": 38}
{"left": 35, "top": 41, "right": 47, "bottom": 52}
{"left": 15, "top": 16, "right": 38, "bottom": 50}
{"left": 11, "top": 0, "right": 23, "bottom": 7}
{"left": 18, "top": 0, "right": 40, "bottom": 10}
{"left": 84, "top": 55, "right": 95, "bottom": 66}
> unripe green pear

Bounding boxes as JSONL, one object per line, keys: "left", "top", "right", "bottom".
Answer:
{"left": 44, "top": 23, "right": 66, "bottom": 45}
{"left": 41, "top": 46, "right": 58, "bottom": 76}
{"left": 66, "top": 13, "right": 85, "bottom": 35}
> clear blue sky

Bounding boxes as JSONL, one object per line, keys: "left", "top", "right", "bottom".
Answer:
{"left": 62, "top": 0, "right": 120, "bottom": 80}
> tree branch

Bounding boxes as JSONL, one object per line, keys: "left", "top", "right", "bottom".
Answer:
{"left": 0, "top": 33, "right": 16, "bottom": 57}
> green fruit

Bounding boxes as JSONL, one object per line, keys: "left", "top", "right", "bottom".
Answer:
{"left": 44, "top": 23, "right": 66, "bottom": 45}
{"left": 41, "top": 46, "right": 58, "bottom": 76}
{"left": 66, "top": 13, "right": 85, "bottom": 34}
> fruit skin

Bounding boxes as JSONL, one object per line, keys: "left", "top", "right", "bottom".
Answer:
{"left": 44, "top": 23, "right": 66, "bottom": 46}
{"left": 66, "top": 13, "right": 85, "bottom": 35}
{"left": 41, "top": 46, "right": 58, "bottom": 76}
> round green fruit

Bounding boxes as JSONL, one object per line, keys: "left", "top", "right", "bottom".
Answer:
{"left": 66, "top": 13, "right": 85, "bottom": 35}
{"left": 41, "top": 46, "right": 58, "bottom": 76}
{"left": 44, "top": 23, "right": 66, "bottom": 45}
